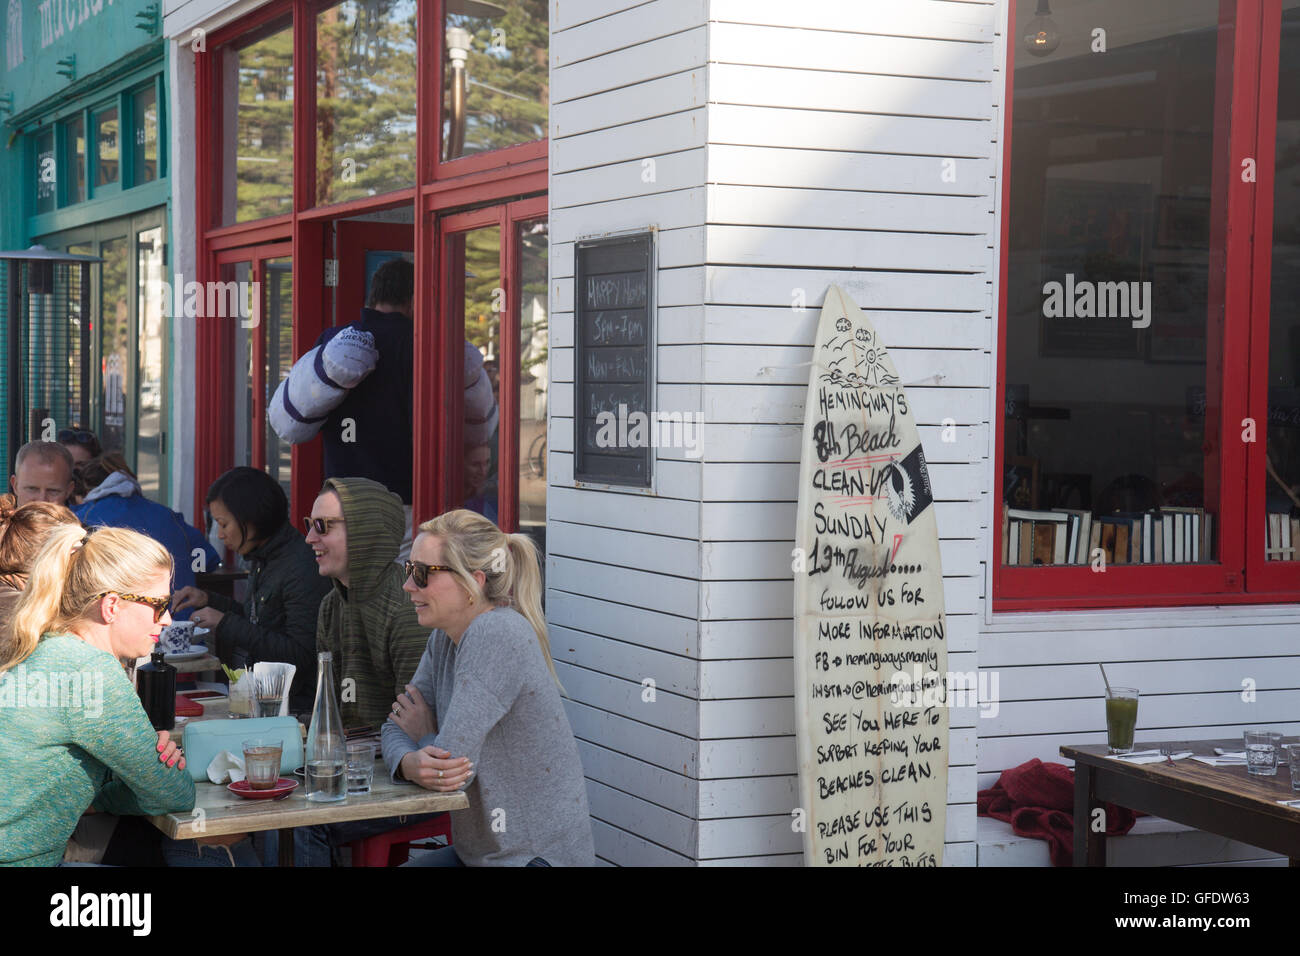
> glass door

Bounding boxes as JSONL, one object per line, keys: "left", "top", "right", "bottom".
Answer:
{"left": 437, "top": 197, "right": 548, "bottom": 552}
{"left": 217, "top": 244, "right": 294, "bottom": 501}
{"left": 43, "top": 208, "right": 169, "bottom": 501}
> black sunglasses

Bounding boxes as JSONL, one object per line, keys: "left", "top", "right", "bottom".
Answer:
{"left": 58, "top": 429, "right": 98, "bottom": 446}
{"left": 403, "top": 560, "right": 455, "bottom": 588}
{"left": 303, "top": 516, "right": 345, "bottom": 536}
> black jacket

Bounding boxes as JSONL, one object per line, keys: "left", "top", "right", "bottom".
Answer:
{"left": 318, "top": 308, "right": 414, "bottom": 503}
{"left": 207, "top": 522, "right": 331, "bottom": 712}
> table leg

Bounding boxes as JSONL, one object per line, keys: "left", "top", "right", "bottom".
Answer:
{"left": 1073, "top": 762, "right": 1107, "bottom": 867}
{"left": 278, "top": 827, "right": 295, "bottom": 868}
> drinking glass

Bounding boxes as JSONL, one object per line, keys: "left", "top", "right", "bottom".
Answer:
{"left": 1287, "top": 745, "right": 1300, "bottom": 791}
{"left": 1244, "top": 730, "right": 1281, "bottom": 776}
{"left": 242, "top": 737, "right": 284, "bottom": 790}
{"left": 346, "top": 741, "right": 376, "bottom": 795}
{"left": 1105, "top": 687, "right": 1139, "bottom": 754}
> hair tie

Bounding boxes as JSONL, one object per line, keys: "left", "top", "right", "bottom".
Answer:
{"left": 71, "top": 526, "right": 96, "bottom": 554}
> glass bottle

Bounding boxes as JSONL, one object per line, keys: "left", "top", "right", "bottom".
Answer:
{"left": 305, "top": 651, "right": 347, "bottom": 802}
{"left": 136, "top": 649, "right": 176, "bottom": 731}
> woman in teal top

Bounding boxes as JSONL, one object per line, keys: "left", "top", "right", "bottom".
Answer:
{"left": 0, "top": 524, "right": 195, "bottom": 866}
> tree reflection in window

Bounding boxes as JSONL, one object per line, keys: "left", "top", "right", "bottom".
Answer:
{"left": 316, "top": 0, "right": 417, "bottom": 206}
{"left": 444, "top": 0, "right": 548, "bottom": 161}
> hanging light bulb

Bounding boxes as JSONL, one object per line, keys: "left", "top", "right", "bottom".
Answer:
{"left": 1022, "top": 0, "right": 1061, "bottom": 57}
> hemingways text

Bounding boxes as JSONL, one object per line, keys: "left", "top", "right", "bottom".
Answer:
{"left": 799, "top": 349, "right": 947, "bottom": 866}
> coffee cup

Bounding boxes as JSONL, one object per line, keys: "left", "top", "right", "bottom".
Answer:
{"left": 160, "top": 621, "right": 195, "bottom": 655}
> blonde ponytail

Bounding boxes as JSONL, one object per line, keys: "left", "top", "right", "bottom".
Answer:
{"left": 418, "top": 510, "right": 562, "bottom": 692}
{"left": 2, "top": 524, "right": 172, "bottom": 673}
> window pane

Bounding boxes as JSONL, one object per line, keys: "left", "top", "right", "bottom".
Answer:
{"left": 316, "top": 1, "right": 417, "bottom": 205}
{"left": 517, "top": 219, "right": 547, "bottom": 553}
{"left": 133, "top": 86, "right": 159, "bottom": 185}
{"left": 443, "top": 0, "right": 548, "bottom": 161}
{"left": 67, "top": 243, "right": 92, "bottom": 425}
{"left": 1002, "top": 0, "right": 1224, "bottom": 568}
{"left": 226, "top": 261, "right": 255, "bottom": 467}
{"left": 452, "top": 226, "right": 501, "bottom": 523}
{"left": 222, "top": 21, "right": 294, "bottom": 224}
{"left": 95, "top": 107, "right": 119, "bottom": 187}
{"left": 1264, "top": 1, "right": 1300, "bottom": 563}
{"left": 35, "top": 129, "right": 55, "bottom": 213}
{"left": 263, "top": 257, "right": 294, "bottom": 500}
{"left": 100, "top": 237, "right": 129, "bottom": 455}
{"left": 64, "top": 115, "right": 85, "bottom": 205}
{"left": 137, "top": 227, "right": 165, "bottom": 501}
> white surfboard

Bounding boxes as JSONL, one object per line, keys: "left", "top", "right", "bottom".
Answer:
{"left": 793, "top": 285, "right": 948, "bottom": 867}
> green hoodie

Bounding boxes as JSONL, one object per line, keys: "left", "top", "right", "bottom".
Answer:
{"left": 316, "top": 477, "right": 428, "bottom": 731}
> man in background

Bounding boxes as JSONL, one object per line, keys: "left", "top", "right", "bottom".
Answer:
{"left": 9, "top": 441, "right": 74, "bottom": 507}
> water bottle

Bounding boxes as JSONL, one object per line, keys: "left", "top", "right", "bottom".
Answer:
{"left": 136, "top": 650, "right": 176, "bottom": 731}
{"left": 305, "top": 652, "right": 347, "bottom": 802}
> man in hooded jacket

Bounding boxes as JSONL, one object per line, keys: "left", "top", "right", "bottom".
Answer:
{"left": 281, "top": 476, "right": 435, "bottom": 865}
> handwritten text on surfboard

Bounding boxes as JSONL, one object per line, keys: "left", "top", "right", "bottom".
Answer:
{"left": 798, "top": 316, "right": 946, "bottom": 867}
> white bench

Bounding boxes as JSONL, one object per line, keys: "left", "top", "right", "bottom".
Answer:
{"left": 976, "top": 814, "right": 1287, "bottom": 866}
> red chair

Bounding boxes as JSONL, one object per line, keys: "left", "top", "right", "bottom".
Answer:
{"left": 348, "top": 814, "right": 453, "bottom": 867}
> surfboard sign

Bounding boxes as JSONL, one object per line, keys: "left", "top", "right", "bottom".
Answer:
{"left": 793, "top": 284, "right": 948, "bottom": 867}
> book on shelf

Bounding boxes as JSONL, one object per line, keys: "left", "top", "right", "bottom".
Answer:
{"left": 1002, "top": 505, "right": 1214, "bottom": 566}
{"left": 1266, "top": 512, "right": 1297, "bottom": 561}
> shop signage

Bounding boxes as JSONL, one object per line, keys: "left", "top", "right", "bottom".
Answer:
{"left": 573, "top": 231, "right": 653, "bottom": 487}
{"left": 793, "top": 285, "right": 949, "bottom": 866}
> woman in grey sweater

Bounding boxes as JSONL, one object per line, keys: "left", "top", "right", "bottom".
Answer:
{"left": 381, "top": 510, "right": 594, "bottom": 867}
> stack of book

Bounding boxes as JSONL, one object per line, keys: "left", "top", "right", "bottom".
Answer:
{"left": 1003, "top": 507, "right": 1213, "bottom": 566}
{"left": 1265, "top": 513, "right": 1299, "bottom": 561}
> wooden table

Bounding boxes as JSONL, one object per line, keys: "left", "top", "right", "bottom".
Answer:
{"left": 152, "top": 706, "right": 467, "bottom": 865}
{"left": 1062, "top": 739, "right": 1300, "bottom": 866}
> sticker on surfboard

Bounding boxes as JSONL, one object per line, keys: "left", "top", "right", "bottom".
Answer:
{"left": 793, "top": 284, "right": 948, "bottom": 867}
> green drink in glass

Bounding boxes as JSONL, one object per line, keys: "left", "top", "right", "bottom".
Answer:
{"left": 1106, "top": 687, "right": 1139, "bottom": 754}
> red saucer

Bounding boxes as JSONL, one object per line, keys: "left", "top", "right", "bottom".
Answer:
{"left": 228, "top": 778, "right": 298, "bottom": 799}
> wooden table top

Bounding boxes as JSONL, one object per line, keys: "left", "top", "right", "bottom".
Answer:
{"left": 1062, "top": 738, "right": 1300, "bottom": 823}
{"left": 148, "top": 759, "right": 468, "bottom": 839}
{"left": 155, "top": 705, "right": 466, "bottom": 838}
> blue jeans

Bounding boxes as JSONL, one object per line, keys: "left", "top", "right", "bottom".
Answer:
{"left": 261, "top": 812, "right": 441, "bottom": 867}
{"left": 162, "top": 836, "right": 262, "bottom": 867}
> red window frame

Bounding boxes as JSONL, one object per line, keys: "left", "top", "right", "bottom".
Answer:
{"left": 993, "top": 0, "right": 1298, "bottom": 610}
{"left": 193, "top": 0, "right": 547, "bottom": 527}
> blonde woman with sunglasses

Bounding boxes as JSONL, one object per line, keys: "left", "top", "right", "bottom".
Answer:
{"left": 384, "top": 510, "right": 594, "bottom": 867}
{"left": 0, "top": 525, "right": 195, "bottom": 866}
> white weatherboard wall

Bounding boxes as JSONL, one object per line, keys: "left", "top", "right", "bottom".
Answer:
{"left": 548, "top": 0, "right": 710, "bottom": 866}
{"left": 549, "top": 0, "right": 995, "bottom": 865}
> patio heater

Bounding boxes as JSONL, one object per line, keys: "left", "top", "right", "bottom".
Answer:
{"left": 444, "top": 0, "right": 507, "bottom": 161}
{"left": 0, "top": 245, "right": 102, "bottom": 479}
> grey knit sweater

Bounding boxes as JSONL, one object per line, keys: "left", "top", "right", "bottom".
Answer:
{"left": 381, "top": 607, "right": 595, "bottom": 866}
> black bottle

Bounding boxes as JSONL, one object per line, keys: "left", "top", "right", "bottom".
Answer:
{"left": 137, "top": 650, "right": 176, "bottom": 731}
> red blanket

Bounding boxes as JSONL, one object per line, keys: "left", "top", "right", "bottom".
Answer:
{"left": 977, "top": 758, "right": 1139, "bottom": 866}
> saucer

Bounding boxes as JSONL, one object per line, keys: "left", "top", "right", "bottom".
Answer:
{"left": 228, "top": 778, "right": 298, "bottom": 800}
{"left": 163, "top": 643, "right": 209, "bottom": 662}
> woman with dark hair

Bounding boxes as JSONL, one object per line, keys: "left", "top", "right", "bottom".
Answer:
{"left": 172, "top": 467, "right": 329, "bottom": 713}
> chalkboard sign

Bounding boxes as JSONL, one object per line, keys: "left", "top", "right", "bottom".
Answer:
{"left": 574, "top": 232, "right": 654, "bottom": 486}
